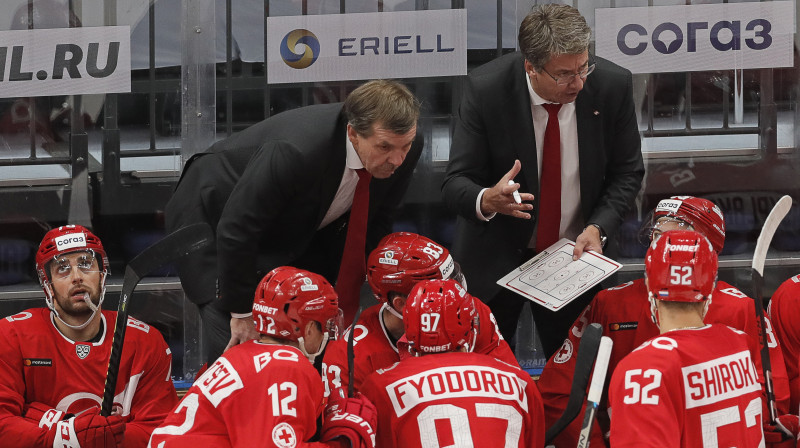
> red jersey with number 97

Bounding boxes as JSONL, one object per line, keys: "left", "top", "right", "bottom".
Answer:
{"left": 322, "top": 301, "right": 516, "bottom": 398}
{"left": 150, "top": 341, "right": 332, "bottom": 448}
{"left": 609, "top": 325, "right": 764, "bottom": 448}
{"left": 360, "top": 352, "right": 544, "bottom": 448}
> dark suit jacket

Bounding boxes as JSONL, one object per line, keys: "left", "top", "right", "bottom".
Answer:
{"left": 441, "top": 52, "right": 644, "bottom": 301}
{"left": 166, "top": 103, "right": 423, "bottom": 313}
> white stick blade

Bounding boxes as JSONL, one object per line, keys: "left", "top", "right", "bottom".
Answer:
{"left": 752, "top": 195, "right": 793, "bottom": 275}
{"left": 587, "top": 336, "right": 613, "bottom": 403}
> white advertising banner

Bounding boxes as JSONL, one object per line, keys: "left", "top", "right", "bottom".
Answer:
{"left": 267, "top": 10, "right": 466, "bottom": 84}
{"left": 0, "top": 26, "right": 131, "bottom": 98}
{"left": 596, "top": 2, "right": 795, "bottom": 73}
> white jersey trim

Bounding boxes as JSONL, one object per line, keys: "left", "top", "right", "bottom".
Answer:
{"left": 50, "top": 313, "right": 108, "bottom": 346}
{"left": 379, "top": 304, "right": 400, "bottom": 355}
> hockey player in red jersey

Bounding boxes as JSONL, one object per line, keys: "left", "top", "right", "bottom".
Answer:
{"left": 769, "top": 274, "right": 800, "bottom": 412}
{"left": 538, "top": 196, "right": 791, "bottom": 447}
{"left": 149, "top": 266, "right": 377, "bottom": 448}
{"left": 360, "top": 279, "right": 545, "bottom": 448}
{"left": 0, "top": 224, "right": 177, "bottom": 448}
{"left": 609, "top": 230, "right": 766, "bottom": 447}
{"left": 322, "top": 232, "right": 515, "bottom": 396}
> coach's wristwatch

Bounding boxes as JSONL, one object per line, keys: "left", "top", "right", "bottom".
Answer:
{"left": 586, "top": 223, "right": 607, "bottom": 247}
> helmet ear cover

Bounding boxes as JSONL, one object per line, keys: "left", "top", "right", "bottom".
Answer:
{"left": 403, "top": 279, "right": 478, "bottom": 355}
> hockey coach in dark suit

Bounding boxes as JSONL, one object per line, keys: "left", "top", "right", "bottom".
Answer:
{"left": 442, "top": 4, "right": 644, "bottom": 358}
{"left": 166, "top": 79, "right": 423, "bottom": 364}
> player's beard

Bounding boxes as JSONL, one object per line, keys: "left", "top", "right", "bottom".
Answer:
{"left": 53, "top": 284, "right": 101, "bottom": 319}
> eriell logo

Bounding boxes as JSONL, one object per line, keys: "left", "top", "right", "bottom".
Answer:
{"left": 280, "top": 29, "right": 320, "bottom": 69}
{"left": 339, "top": 34, "right": 455, "bottom": 56}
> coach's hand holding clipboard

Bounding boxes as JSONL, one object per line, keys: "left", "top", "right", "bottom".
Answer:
{"left": 496, "top": 238, "right": 622, "bottom": 311}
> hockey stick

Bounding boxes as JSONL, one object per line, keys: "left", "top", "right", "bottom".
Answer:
{"left": 752, "top": 194, "right": 792, "bottom": 425}
{"left": 347, "top": 306, "right": 364, "bottom": 397}
{"left": 101, "top": 222, "right": 214, "bottom": 416}
{"left": 544, "top": 323, "right": 603, "bottom": 445}
{"left": 576, "top": 336, "right": 613, "bottom": 448}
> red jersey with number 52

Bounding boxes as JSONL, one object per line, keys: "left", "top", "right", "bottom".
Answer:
{"left": 609, "top": 325, "right": 764, "bottom": 448}
{"left": 360, "top": 352, "right": 544, "bottom": 448}
{"left": 150, "top": 341, "right": 332, "bottom": 448}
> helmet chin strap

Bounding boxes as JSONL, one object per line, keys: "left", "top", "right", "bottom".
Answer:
{"left": 464, "top": 329, "right": 478, "bottom": 353}
{"left": 701, "top": 296, "right": 712, "bottom": 320}
{"left": 46, "top": 272, "right": 107, "bottom": 331}
{"left": 382, "top": 302, "right": 403, "bottom": 320}
{"left": 648, "top": 294, "right": 661, "bottom": 330}
{"left": 298, "top": 334, "right": 329, "bottom": 363}
{"left": 648, "top": 295, "right": 711, "bottom": 333}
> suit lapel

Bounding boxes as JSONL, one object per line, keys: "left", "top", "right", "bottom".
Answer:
{"left": 575, "top": 80, "right": 603, "bottom": 221}
{"left": 315, "top": 111, "right": 349, "bottom": 226}
{"left": 506, "top": 59, "right": 538, "bottom": 200}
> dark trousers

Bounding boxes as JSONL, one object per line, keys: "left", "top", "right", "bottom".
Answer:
{"left": 487, "top": 284, "right": 599, "bottom": 360}
{"left": 196, "top": 213, "right": 352, "bottom": 366}
{"left": 199, "top": 299, "right": 233, "bottom": 366}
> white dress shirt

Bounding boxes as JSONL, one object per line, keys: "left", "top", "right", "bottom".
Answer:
{"left": 318, "top": 134, "right": 365, "bottom": 229}
{"left": 474, "top": 71, "right": 584, "bottom": 248}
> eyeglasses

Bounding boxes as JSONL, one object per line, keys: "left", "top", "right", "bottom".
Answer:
{"left": 51, "top": 250, "right": 101, "bottom": 281}
{"left": 540, "top": 62, "right": 596, "bottom": 86}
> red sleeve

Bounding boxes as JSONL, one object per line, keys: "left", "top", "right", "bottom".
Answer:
{"left": 123, "top": 330, "right": 179, "bottom": 448}
{"left": 764, "top": 316, "right": 791, "bottom": 416}
{"left": 525, "top": 375, "right": 546, "bottom": 448}
{"left": 732, "top": 289, "right": 792, "bottom": 417}
{"left": 322, "top": 338, "right": 348, "bottom": 399}
{"left": 536, "top": 303, "right": 605, "bottom": 447}
{"left": 358, "top": 374, "right": 394, "bottom": 448}
{"left": 768, "top": 277, "right": 800, "bottom": 413}
{"left": 0, "top": 318, "right": 49, "bottom": 448}
{"left": 473, "top": 300, "right": 518, "bottom": 366}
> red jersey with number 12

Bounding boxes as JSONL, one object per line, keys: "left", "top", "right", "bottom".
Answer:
{"left": 150, "top": 341, "right": 334, "bottom": 448}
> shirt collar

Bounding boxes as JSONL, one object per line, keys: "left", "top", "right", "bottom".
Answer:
{"left": 345, "top": 132, "right": 365, "bottom": 170}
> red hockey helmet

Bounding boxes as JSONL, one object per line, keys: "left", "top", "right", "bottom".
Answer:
{"left": 645, "top": 230, "right": 718, "bottom": 302}
{"left": 35, "top": 224, "right": 108, "bottom": 286}
{"left": 403, "top": 279, "right": 478, "bottom": 354}
{"left": 651, "top": 196, "right": 726, "bottom": 254}
{"left": 367, "top": 232, "right": 465, "bottom": 304}
{"left": 253, "top": 266, "right": 341, "bottom": 342}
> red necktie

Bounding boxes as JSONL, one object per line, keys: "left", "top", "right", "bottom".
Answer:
{"left": 335, "top": 168, "right": 371, "bottom": 325}
{"left": 535, "top": 103, "right": 562, "bottom": 253}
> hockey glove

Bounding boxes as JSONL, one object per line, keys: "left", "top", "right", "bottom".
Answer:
{"left": 321, "top": 389, "right": 377, "bottom": 448}
{"left": 765, "top": 414, "right": 800, "bottom": 448}
{"left": 45, "top": 407, "right": 125, "bottom": 448}
{"left": 22, "top": 402, "right": 67, "bottom": 430}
